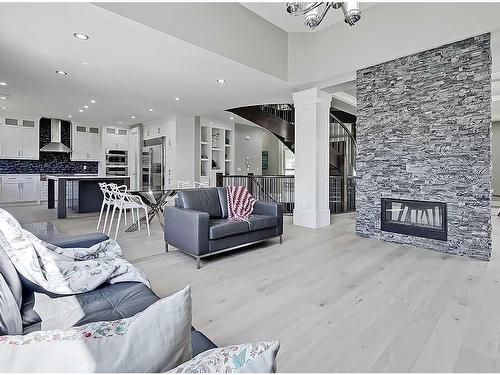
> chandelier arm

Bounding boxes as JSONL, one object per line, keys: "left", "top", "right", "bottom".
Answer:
{"left": 289, "top": 2, "right": 322, "bottom": 16}
{"left": 314, "top": 2, "right": 333, "bottom": 27}
{"left": 341, "top": 3, "right": 355, "bottom": 26}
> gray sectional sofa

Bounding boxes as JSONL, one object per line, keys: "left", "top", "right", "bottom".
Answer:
{"left": 164, "top": 187, "right": 283, "bottom": 268}
{"left": 0, "top": 231, "right": 216, "bottom": 357}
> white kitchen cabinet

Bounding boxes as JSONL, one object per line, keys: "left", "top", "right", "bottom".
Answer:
{"left": 1, "top": 176, "right": 20, "bottom": 202}
{"left": 72, "top": 125, "right": 101, "bottom": 161}
{"left": 0, "top": 174, "right": 38, "bottom": 202}
{"left": 20, "top": 120, "right": 38, "bottom": 159}
{"left": 1, "top": 117, "right": 39, "bottom": 160}
{"left": 19, "top": 175, "right": 37, "bottom": 201}
{"left": 87, "top": 127, "right": 101, "bottom": 160}
{"left": 2, "top": 122, "right": 21, "bottom": 158}
{"left": 103, "top": 127, "right": 128, "bottom": 150}
{"left": 144, "top": 124, "right": 164, "bottom": 139}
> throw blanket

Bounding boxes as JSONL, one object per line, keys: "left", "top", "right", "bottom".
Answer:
{"left": 226, "top": 185, "right": 256, "bottom": 222}
{"left": 0, "top": 208, "right": 149, "bottom": 295}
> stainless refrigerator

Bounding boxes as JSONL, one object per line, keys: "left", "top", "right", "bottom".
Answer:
{"left": 142, "top": 136, "right": 165, "bottom": 190}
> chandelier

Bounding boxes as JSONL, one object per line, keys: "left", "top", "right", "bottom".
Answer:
{"left": 286, "top": 2, "right": 361, "bottom": 29}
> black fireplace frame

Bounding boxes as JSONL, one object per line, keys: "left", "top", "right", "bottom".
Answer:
{"left": 380, "top": 198, "right": 448, "bottom": 241}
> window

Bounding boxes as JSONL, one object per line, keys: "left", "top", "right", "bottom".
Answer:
{"left": 284, "top": 148, "right": 295, "bottom": 176}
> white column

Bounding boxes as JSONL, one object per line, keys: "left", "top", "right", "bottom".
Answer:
{"left": 292, "top": 87, "right": 331, "bottom": 229}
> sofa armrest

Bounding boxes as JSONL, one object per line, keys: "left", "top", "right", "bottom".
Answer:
{"left": 164, "top": 206, "right": 210, "bottom": 256}
{"left": 253, "top": 201, "right": 283, "bottom": 236}
{"left": 45, "top": 233, "right": 110, "bottom": 248}
{"left": 253, "top": 201, "right": 283, "bottom": 219}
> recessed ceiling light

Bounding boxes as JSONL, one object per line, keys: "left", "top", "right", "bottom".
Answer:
{"left": 0, "top": 82, "right": 7, "bottom": 86}
{"left": 216, "top": 78, "right": 226, "bottom": 84}
{"left": 68, "top": 115, "right": 72, "bottom": 118}
{"left": 0, "top": 106, "right": 7, "bottom": 110}
{"left": 56, "top": 70, "right": 68, "bottom": 76}
{"left": 90, "top": 99, "right": 96, "bottom": 104}
{"left": 148, "top": 108, "right": 154, "bottom": 112}
{"left": 79, "top": 109, "right": 84, "bottom": 112}
{"left": 83, "top": 62, "right": 90, "bottom": 66}
{"left": 229, "top": 117, "right": 234, "bottom": 120}
{"left": 118, "top": 121, "right": 122, "bottom": 125}
{"left": 210, "top": 122, "right": 214, "bottom": 125}
{"left": 131, "top": 115, "right": 136, "bottom": 119}
{"left": 0, "top": 96, "right": 7, "bottom": 100}
{"left": 84, "top": 105, "right": 89, "bottom": 109}
{"left": 73, "top": 32, "right": 89, "bottom": 40}
{"left": 174, "top": 97, "right": 181, "bottom": 101}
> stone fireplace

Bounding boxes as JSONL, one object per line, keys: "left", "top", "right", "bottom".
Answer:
{"left": 356, "top": 34, "right": 492, "bottom": 260}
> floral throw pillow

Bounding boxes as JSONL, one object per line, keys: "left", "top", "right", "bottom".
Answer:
{"left": 0, "top": 286, "right": 192, "bottom": 372}
{"left": 169, "top": 341, "right": 280, "bottom": 373}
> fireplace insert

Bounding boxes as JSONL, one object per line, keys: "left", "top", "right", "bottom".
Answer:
{"left": 381, "top": 198, "right": 447, "bottom": 241}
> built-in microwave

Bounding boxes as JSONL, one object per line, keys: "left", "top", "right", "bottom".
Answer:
{"left": 106, "top": 166, "right": 128, "bottom": 176}
{"left": 106, "top": 150, "right": 128, "bottom": 165}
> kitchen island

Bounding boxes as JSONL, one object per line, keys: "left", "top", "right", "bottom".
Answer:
{"left": 47, "top": 175, "right": 130, "bottom": 219}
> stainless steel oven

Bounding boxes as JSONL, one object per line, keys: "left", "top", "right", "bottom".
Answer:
{"left": 106, "top": 166, "right": 128, "bottom": 176}
{"left": 106, "top": 150, "right": 128, "bottom": 165}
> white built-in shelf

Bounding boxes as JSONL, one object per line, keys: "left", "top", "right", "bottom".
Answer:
{"left": 199, "top": 125, "right": 234, "bottom": 183}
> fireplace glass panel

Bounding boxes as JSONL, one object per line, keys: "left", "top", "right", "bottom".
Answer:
{"left": 381, "top": 198, "right": 447, "bottom": 241}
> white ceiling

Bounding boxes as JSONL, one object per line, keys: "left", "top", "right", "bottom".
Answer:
{"left": 241, "top": 2, "right": 377, "bottom": 32}
{"left": 0, "top": 2, "right": 499, "bottom": 127}
{"left": 0, "top": 3, "right": 293, "bottom": 127}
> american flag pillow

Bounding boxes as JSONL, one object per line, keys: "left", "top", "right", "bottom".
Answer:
{"left": 226, "top": 185, "right": 256, "bottom": 222}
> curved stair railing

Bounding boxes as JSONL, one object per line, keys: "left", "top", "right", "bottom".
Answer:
{"left": 227, "top": 102, "right": 357, "bottom": 213}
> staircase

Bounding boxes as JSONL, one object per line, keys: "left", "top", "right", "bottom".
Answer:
{"left": 228, "top": 104, "right": 357, "bottom": 177}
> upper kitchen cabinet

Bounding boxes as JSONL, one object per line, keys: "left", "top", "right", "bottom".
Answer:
{"left": 71, "top": 125, "right": 101, "bottom": 161}
{"left": 0, "top": 117, "right": 39, "bottom": 159}
{"left": 103, "top": 127, "right": 128, "bottom": 150}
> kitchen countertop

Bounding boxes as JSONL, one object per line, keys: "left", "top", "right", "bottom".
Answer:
{"left": 46, "top": 174, "right": 130, "bottom": 180}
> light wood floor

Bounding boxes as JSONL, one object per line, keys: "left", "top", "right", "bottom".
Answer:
{"left": 3, "top": 202, "right": 500, "bottom": 372}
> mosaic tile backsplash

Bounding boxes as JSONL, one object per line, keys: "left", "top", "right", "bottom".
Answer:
{"left": 0, "top": 118, "right": 99, "bottom": 174}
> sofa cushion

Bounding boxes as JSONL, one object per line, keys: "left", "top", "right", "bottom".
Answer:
{"left": 191, "top": 327, "right": 218, "bottom": 357}
{"left": 0, "top": 273, "right": 23, "bottom": 335}
{"left": 216, "top": 187, "right": 229, "bottom": 219}
{"left": 0, "top": 246, "right": 22, "bottom": 309}
{"left": 178, "top": 188, "right": 222, "bottom": 219}
{"left": 247, "top": 214, "right": 279, "bottom": 232}
{"left": 208, "top": 219, "right": 249, "bottom": 240}
{"left": 22, "top": 282, "right": 160, "bottom": 334}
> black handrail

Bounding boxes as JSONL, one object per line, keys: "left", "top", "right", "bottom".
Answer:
{"left": 217, "top": 174, "right": 355, "bottom": 215}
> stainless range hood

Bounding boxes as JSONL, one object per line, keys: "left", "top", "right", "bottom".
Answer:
{"left": 40, "top": 119, "right": 72, "bottom": 153}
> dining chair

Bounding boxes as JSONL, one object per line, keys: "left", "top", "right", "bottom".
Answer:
{"left": 97, "top": 183, "right": 118, "bottom": 232}
{"left": 110, "top": 190, "right": 150, "bottom": 240}
{"left": 106, "top": 184, "right": 130, "bottom": 236}
{"left": 177, "top": 181, "right": 193, "bottom": 188}
{"left": 193, "top": 181, "right": 209, "bottom": 188}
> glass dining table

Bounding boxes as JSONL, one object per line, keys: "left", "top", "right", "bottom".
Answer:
{"left": 125, "top": 187, "right": 191, "bottom": 232}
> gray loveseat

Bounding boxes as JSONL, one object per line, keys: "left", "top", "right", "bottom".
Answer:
{"left": 164, "top": 187, "right": 283, "bottom": 268}
{"left": 0, "top": 231, "right": 216, "bottom": 358}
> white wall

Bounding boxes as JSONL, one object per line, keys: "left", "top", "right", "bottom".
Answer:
{"left": 288, "top": 3, "right": 500, "bottom": 87}
{"left": 234, "top": 124, "right": 263, "bottom": 175}
{"left": 175, "top": 115, "right": 196, "bottom": 183}
{"left": 97, "top": 3, "right": 288, "bottom": 80}
{"left": 261, "top": 130, "right": 282, "bottom": 175}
